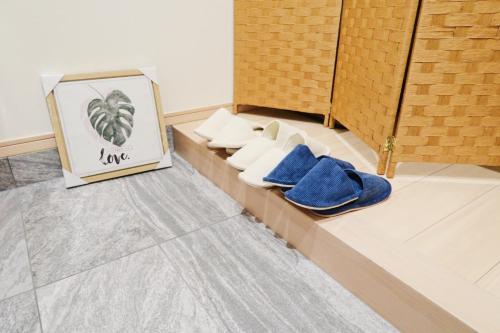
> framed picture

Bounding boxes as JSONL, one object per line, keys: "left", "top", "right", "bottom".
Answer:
{"left": 42, "top": 68, "right": 172, "bottom": 188}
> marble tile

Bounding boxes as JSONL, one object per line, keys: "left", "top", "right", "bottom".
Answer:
{"left": 22, "top": 178, "right": 156, "bottom": 287}
{"left": 166, "top": 125, "right": 175, "bottom": 151}
{"left": 0, "top": 158, "right": 16, "bottom": 191}
{"left": 9, "top": 149, "right": 63, "bottom": 187}
{"left": 36, "top": 246, "right": 221, "bottom": 333}
{"left": 0, "top": 290, "right": 41, "bottom": 333}
{"left": 119, "top": 153, "right": 242, "bottom": 242}
{"left": 0, "top": 188, "right": 32, "bottom": 300}
{"left": 162, "top": 215, "right": 397, "bottom": 333}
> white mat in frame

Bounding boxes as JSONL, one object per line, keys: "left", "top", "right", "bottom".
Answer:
{"left": 41, "top": 68, "right": 172, "bottom": 188}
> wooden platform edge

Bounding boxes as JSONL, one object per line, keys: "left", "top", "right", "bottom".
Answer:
{"left": 0, "top": 103, "right": 231, "bottom": 158}
{"left": 173, "top": 125, "right": 475, "bottom": 333}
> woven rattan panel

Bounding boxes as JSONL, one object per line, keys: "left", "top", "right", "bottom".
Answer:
{"left": 234, "top": 0, "right": 341, "bottom": 117}
{"left": 392, "top": 0, "right": 500, "bottom": 167}
{"left": 331, "top": 0, "right": 419, "bottom": 151}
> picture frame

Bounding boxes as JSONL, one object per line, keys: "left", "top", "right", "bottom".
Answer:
{"left": 42, "top": 68, "right": 172, "bottom": 188}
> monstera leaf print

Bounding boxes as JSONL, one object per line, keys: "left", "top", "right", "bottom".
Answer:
{"left": 87, "top": 88, "right": 135, "bottom": 147}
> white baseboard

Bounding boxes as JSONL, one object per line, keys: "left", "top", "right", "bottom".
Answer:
{"left": 0, "top": 103, "right": 232, "bottom": 158}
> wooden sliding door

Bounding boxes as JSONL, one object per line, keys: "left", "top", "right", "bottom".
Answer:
{"left": 234, "top": 0, "right": 342, "bottom": 125}
{"left": 388, "top": 0, "right": 500, "bottom": 176}
{"left": 330, "top": 0, "right": 420, "bottom": 173}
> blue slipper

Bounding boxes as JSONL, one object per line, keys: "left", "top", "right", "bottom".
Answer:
{"left": 263, "top": 144, "right": 354, "bottom": 187}
{"left": 280, "top": 187, "right": 291, "bottom": 194}
{"left": 284, "top": 159, "right": 361, "bottom": 210}
{"left": 312, "top": 171, "right": 392, "bottom": 217}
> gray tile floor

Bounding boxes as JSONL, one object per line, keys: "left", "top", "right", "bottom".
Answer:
{"left": 0, "top": 153, "right": 398, "bottom": 333}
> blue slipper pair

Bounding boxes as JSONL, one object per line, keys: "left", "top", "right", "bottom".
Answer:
{"left": 264, "top": 145, "right": 391, "bottom": 217}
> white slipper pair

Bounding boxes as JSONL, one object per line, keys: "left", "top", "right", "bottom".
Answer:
{"left": 194, "top": 108, "right": 262, "bottom": 149}
{"left": 227, "top": 120, "right": 299, "bottom": 170}
{"left": 233, "top": 121, "right": 330, "bottom": 188}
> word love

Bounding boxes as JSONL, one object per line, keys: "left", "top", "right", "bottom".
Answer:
{"left": 99, "top": 148, "right": 130, "bottom": 166}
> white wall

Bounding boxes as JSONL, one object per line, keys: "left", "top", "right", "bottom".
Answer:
{"left": 0, "top": 0, "right": 233, "bottom": 141}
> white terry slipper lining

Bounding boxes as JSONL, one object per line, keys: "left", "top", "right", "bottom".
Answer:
{"left": 194, "top": 108, "right": 261, "bottom": 141}
{"left": 194, "top": 108, "right": 233, "bottom": 141}
{"left": 238, "top": 133, "right": 306, "bottom": 188}
{"left": 208, "top": 117, "right": 263, "bottom": 149}
{"left": 307, "top": 137, "right": 331, "bottom": 157}
{"left": 226, "top": 120, "right": 302, "bottom": 171}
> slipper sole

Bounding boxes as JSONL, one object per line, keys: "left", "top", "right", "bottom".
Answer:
{"left": 226, "top": 158, "right": 247, "bottom": 171}
{"left": 285, "top": 195, "right": 360, "bottom": 211}
{"left": 238, "top": 172, "right": 274, "bottom": 188}
{"left": 311, "top": 195, "right": 391, "bottom": 218}
{"left": 260, "top": 181, "right": 295, "bottom": 188}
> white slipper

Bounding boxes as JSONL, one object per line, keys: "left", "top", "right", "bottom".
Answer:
{"left": 226, "top": 120, "right": 302, "bottom": 171}
{"left": 225, "top": 133, "right": 328, "bottom": 160}
{"left": 208, "top": 117, "right": 263, "bottom": 149}
{"left": 194, "top": 108, "right": 234, "bottom": 141}
{"left": 238, "top": 133, "right": 306, "bottom": 188}
{"left": 307, "top": 137, "right": 331, "bottom": 157}
{"left": 194, "top": 108, "right": 261, "bottom": 141}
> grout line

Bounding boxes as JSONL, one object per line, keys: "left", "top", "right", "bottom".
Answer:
{"left": 4, "top": 157, "right": 18, "bottom": 190}
{"left": 125, "top": 154, "right": 243, "bottom": 246}
{"left": 475, "top": 260, "right": 500, "bottom": 284}
{"left": 392, "top": 164, "right": 451, "bottom": 193}
{"left": 28, "top": 158, "right": 242, "bottom": 291}
{"left": 18, "top": 207, "right": 44, "bottom": 333}
{"left": 0, "top": 289, "right": 36, "bottom": 305}
{"left": 155, "top": 248, "right": 234, "bottom": 333}
{"left": 403, "top": 184, "right": 498, "bottom": 244}
{"left": 155, "top": 213, "right": 242, "bottom": 247}
{"left": 20, "top": 212, "right": 239, "bottom": 329}
{"left": 33, "top": 243, "right": 159, "bottom": 290}
{"left": 154, "top": 217, "right": 238, "bottom": 333}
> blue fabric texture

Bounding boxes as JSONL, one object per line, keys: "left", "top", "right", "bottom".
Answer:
{"left": 313, "top": 170, "right": 392, "bottom": 217}
{"left": 284, "top": 158, "right": 361, "bottom": 209}
{"left": 263, "top": 144, "right": 354, "bottom": 187}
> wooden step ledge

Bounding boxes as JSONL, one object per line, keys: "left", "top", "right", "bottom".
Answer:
{"left": 173, "top": 121, "right": 481, "bottom": 333}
